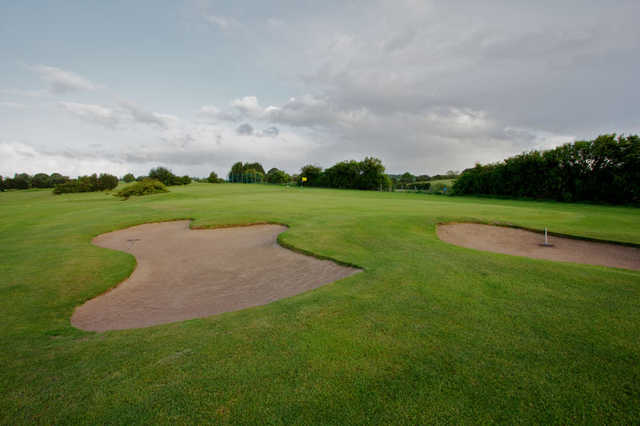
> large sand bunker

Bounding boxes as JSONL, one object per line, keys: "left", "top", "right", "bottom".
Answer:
{"left": 72, "top": 221, "right": 360, "bottom": 331}
{"left": 437, "top": 223, "right": 640, "bottom": 271}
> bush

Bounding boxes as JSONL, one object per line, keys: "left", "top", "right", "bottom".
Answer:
{"left": 148, "top": 167, "right": 191, "bottom": 186}
{"left": 207, "top": 171, "right": 222, "bottom": 183}
{"left": 115, "top": 179, "right": 168, "bottom": 198}
{"left": 122, "top": 173, "right": 135, "bottom": 183}
{"left": 53, "top": 173, "right": 118, "bottom": 194}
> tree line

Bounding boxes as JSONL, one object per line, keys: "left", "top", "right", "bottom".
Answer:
{"left": 227, "top": 157, "right": 391, "bottom": 190}
{"left": 453, "top": 134, "right": 640, "bottom": 204}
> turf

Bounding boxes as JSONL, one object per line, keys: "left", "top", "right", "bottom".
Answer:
{"left": 1, "top": 184, "right": 639, "bottom": 424}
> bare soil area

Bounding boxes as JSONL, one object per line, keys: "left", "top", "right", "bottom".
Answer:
{"left": 72, "top": 221, "right": 360, "bottom": 331}
{"left": 437, "top": 223, "right": 640, "bottom": 271}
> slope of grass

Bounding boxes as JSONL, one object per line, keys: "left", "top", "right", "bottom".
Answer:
{"left": 1, "top": 184, "right": 639, "bottom": 424}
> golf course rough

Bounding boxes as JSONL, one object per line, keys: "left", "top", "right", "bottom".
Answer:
{"left": 1, "top": 184, "right": 639, "bottom": 424}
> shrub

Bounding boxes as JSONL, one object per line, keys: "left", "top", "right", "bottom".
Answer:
{"left": 122, "top": 173, "right": 135, "bottom": 183}
{"left": 97, "top": 173, "right": 119, "bottom": 190}
{"left": 115, "top": 179, "right": 168, "bottom": 199}
{"left": 53, "top": 173, "right": 118, "bottom": 194}
{"left": 148, "top": 167, "right": 191, "bottom": 186}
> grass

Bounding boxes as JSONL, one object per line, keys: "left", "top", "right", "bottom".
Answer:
{"left": 1, "top": 183, "right": 639, "bottom": 424}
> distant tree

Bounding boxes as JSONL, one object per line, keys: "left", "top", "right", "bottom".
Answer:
{"left": 50, "top": 173, "right": 69, "bottom": 185}
{"left": 97, "top": 173, "right": 119, "bottom": 190}
{"left": 300, "top": 165, "right": 323, "bottom": 186}
{"left": 179, "top": 175, "right": 192, "bottom": 185}
{"left": 229, "top": 162, "right": 244, "bottom": 182}
{"left": 323, "top": 160, "right": 360, "bottom": 189}
{"left": 416, "top": 174, "right": 431, "bottom": 181}
{"left": 207, "top": 171, "right": 220, "bottom": 183}
{"left": 265, "top": 168, "right": 288, "bottom": 184}
{"left": 122, "top": 173, "right": 135, "bottom": 183}
{"left": 12, "top": 173, "right": 32, "bottom": 189}
{"left": 356, "top": 157, "right": 387, "bottom": 190}
{"left": 136, "top": 175, "right": 148, "bottom": 182}
{"left": 31, "top": 173, "right": 52, "bottom": 188}
{"left": 0, "top": 175, "right": 4, "bottom": 191}
{"left": 149, "top": 167, "right": 175, "bottom": 186}
{"left": 243, "top": 162, "right": 265, "bottom": 175}
{"left": 243, "top": 168, "right": 264, "bottom": 183}
{"left": 400, "top": 172, "right": 415, "bottom": 184}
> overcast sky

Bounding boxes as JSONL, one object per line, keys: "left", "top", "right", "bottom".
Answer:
{"left": 1, "top": 1, "right": 639, "bottom": 178}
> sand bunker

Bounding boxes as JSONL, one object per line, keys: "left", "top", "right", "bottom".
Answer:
{"left": 72, "top": 221, "right": 360, "bottom": 331}
{"left": 437, "top": 223, "right": 640, "bottom": 271}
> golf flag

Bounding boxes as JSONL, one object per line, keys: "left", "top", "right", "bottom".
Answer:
{"left": 302, "top": 177, "right": 307, "bottom": 182}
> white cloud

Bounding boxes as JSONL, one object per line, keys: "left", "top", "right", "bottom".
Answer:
{"left": 32, "top": 65, "right": 98, "bottom": 93}
{"left": 231, "top": 96, "right": 263, "bottom": 118}
{"left": 59, "top": 102, "right": 118, "bottom": 128}
{"left": 119, "top": 102, "right": 172, "bottom": 129}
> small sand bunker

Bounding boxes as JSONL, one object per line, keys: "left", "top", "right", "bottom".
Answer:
{"left": 72, "top": 221, "right": 360, "bottom": 331}
{"left": 437, "top": 223, "right": 640, "bottom": 271}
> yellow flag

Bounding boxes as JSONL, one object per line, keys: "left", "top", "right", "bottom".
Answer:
{"left": 302, "top": 177, "right": 308, "bottom": 182}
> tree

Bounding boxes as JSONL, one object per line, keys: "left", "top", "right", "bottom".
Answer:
{"left": 356, "top": 157, "right": 386, "bottom": 190}
{"left": 400, "top": 172, "right": 415, "bottom": 184}
{"left": 207, "top": 171, "right": 221, "bottom": 183}
{"left": 31, "top": 173, "right": 52, "bottom": 188}
{"left": 50, "top": 173, "right": 69, "bottom": 185}
{"left": 12, "top": 173, "right": 32, "bottom": 189}
{"left": 300, "top": 165, "right": 323, "bottom": 186}
{"left": 97, "top": 173, "right": 119, "bottom": 190}
{"left": 0, "top": 176, "right": 4, "bottom": 191}
{"left": 149, "top": 167, "right": 176, "bottom": 186}
{"left": 243, "top": 162, "right": 265, "bottom": 175}
{"left": 229, "top": 162, "right": 244, "bottom": 182}
{"left": 123, "top": 173, "right": 135, "bottom": 183}
{"left": 265, "top": 168, "right": 288, "bottom": 184}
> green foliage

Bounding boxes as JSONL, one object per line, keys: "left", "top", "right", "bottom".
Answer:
{"left": 115, "top": 179, "right": 168, "bottom": 198}
{"left": 207, "top": 171, "right": 223, "bottom": 183}
{"left": 400, "top": 172, "right": 415, "bottom": 184}
{"left": 228, "top": 162, "right": 266, "bottom": 183}
{"left": 122, "top": 173, "right": 135, "bottom": 183}
{"left": 311, "top": 157, "right": 389, "bottom": 190}
{"left": 265, "top": 168, "right": 289, "bottom": 184}
{"left": 148, "top": 167, "right": 191, "bottom": 186}
{"left": 454, "top": 134, "right": 640, "bottom": 204}
{"left": 31, "top": 173, "right": 51, "bottom": 188}
{"left": 299, "top": 164, "right": 323, "bottom": 186}
{"left": 53, "top": 173, "right": 118, "bottom": 194}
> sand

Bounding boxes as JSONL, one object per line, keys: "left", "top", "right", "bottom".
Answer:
{"left": 71, "top": 221, "right": 360, "bottom": 331}
{"left": 437, "top": 223, "right": 640, "bottom": 271}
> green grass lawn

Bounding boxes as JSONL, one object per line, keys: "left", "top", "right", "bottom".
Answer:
{"left": 1, "top": 184, "right": 639, "bottom": 424}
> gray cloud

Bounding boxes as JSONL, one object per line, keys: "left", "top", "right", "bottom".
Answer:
{"left": 236, "top": 123, "right": 254, "bottom": 135}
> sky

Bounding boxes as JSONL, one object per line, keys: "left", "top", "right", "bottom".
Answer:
{"left": 1, "top": 0, "right": 639, "bottom": 178}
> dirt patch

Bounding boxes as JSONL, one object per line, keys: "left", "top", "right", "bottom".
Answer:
{"left": 72, "top": 221, "right": 360, "bottom": 331}
{"left": 437, "top": 223, "right": 640, "bottom": 271}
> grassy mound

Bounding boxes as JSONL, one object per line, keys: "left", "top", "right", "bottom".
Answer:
{"left": 115, "top": 178, "right": 168, "bottom": 199}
